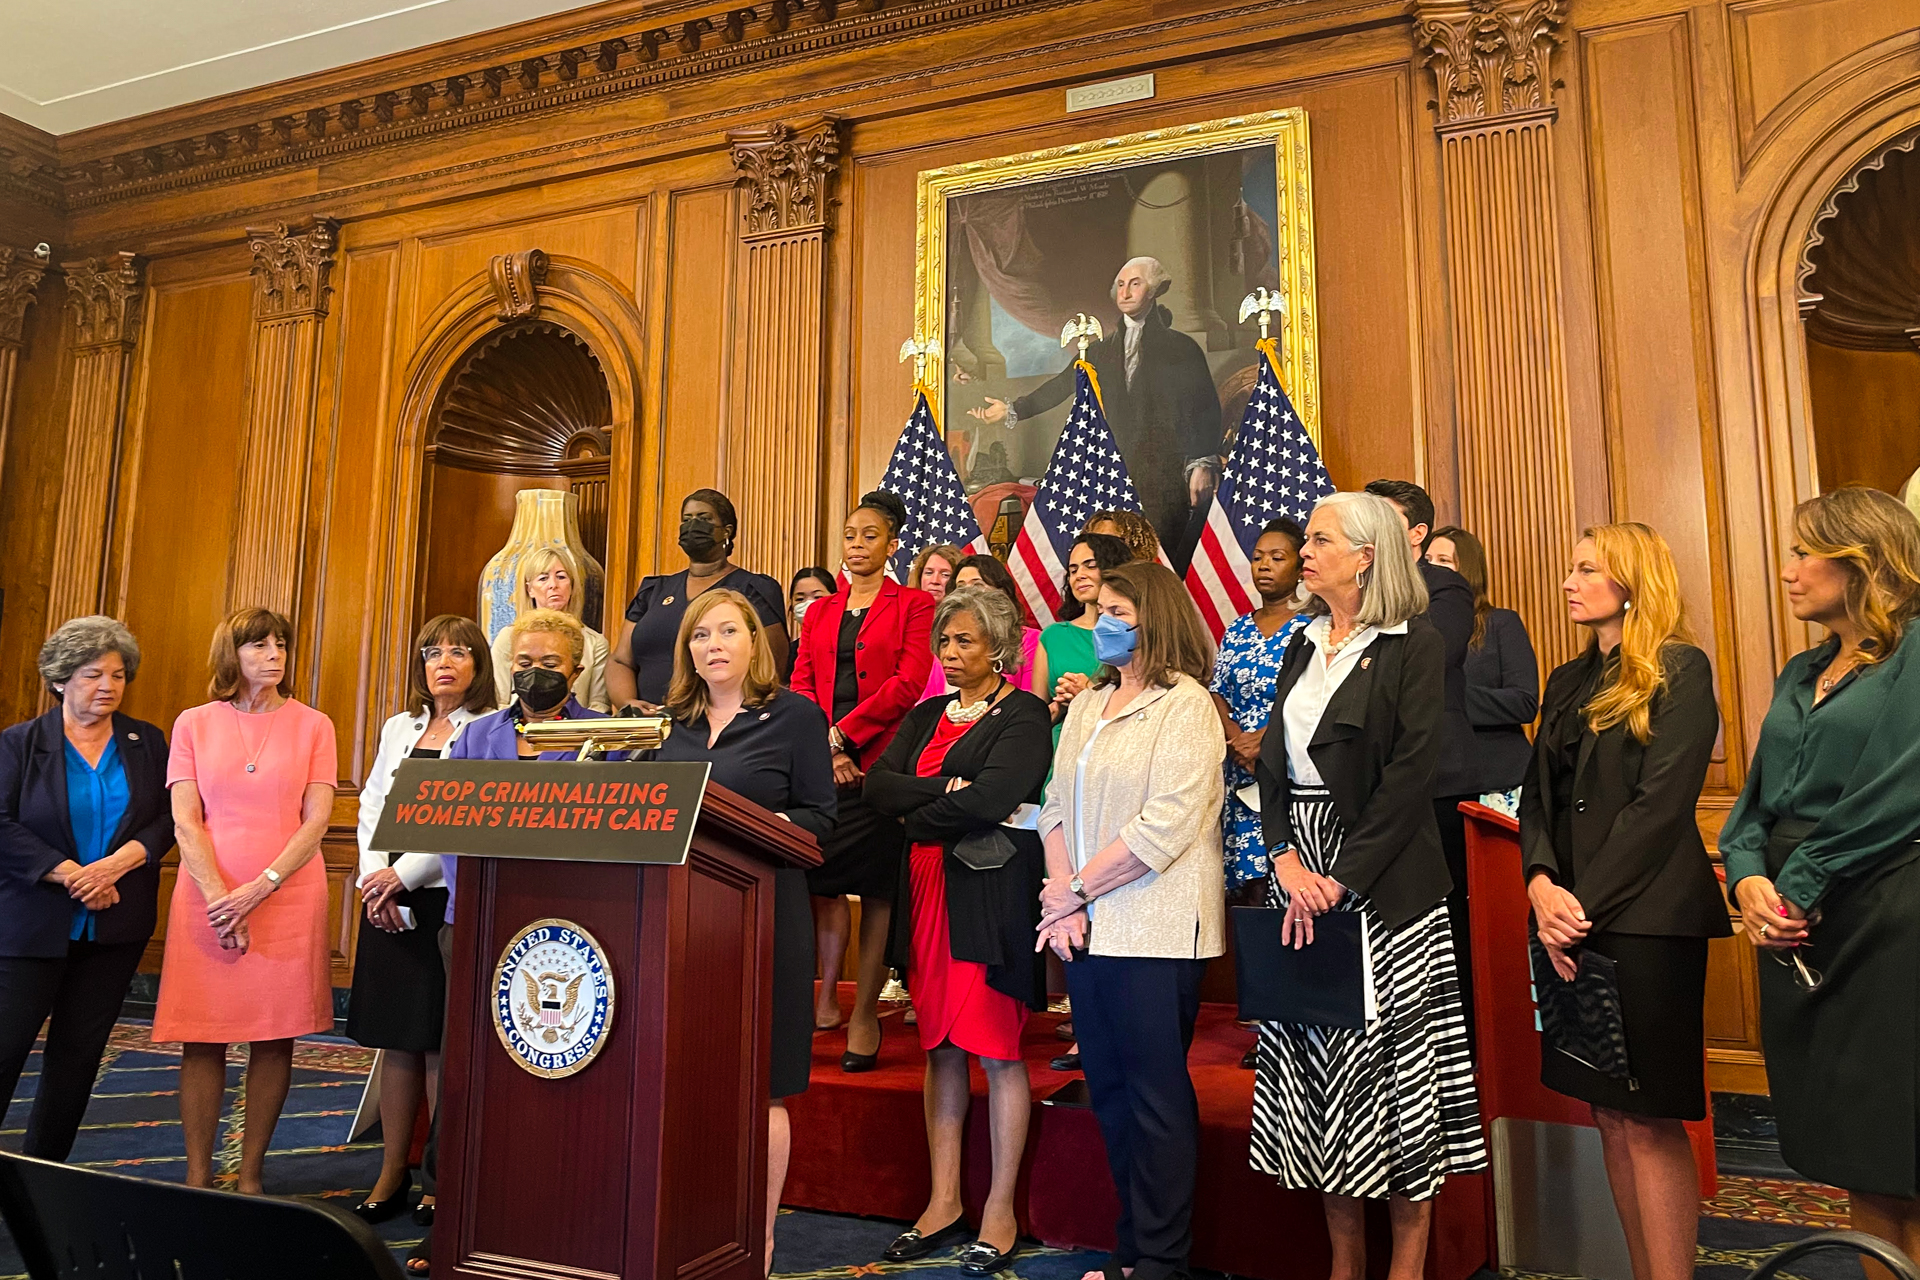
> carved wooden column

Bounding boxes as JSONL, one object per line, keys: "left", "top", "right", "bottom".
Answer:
{"left": 47, "top": 253, "right": 143, "bottom": 631}
{"left": 1417, "top": 0, "right": 1580, "bottom": 668}
{"left": 229, "top": 216, "right": 338, "bottom": 616}
{"left": 0, "top": 246, "right": 51, "bottom": 487}
{"left": 728, "top": 118, "right": 841, "bottom": 576}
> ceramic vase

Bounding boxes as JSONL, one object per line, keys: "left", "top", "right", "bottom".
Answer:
{"left": 477, "top": 488, "right": 607, "bottom": 642}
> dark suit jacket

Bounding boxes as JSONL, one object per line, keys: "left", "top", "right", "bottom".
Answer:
{"left": 1011, "top": 304, "right": 1222, "bottom": 551}
{"left": 0, "top": 708, "right": 174, "bottom": 957}
{"left": 866, "top": 690, "right": 1051, "bottom": 1010}
{"left": 790, "top": 578, "right": 935, "bottom": 764}
{"left": 1519, "top": 643, "right": 1730, "bottom": 937}
{"left": 1463, "top": 607, "right": 1540, "bottom": 792}
{"left": 1419, "top": 560, "right": 1478, "bottom": 797}
{"left": 1254, "top": 620, "right": 1451, "bottom": 929}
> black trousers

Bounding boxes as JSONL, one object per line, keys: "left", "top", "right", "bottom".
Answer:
{"left": 1066, "top": 952, "right": 1207, "bottom": 1280}
{"left": 421, "top": 924, "right": 455, "bottom": 1196}
{"left": 1434, "top": 795, "right": 1477, "bottom": 1057}
{"left": 0, "top": 939, "right": 147, "bottom": 1161}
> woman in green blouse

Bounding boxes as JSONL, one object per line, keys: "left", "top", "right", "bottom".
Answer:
{"left": 1030, "top": 533, "right": 1134, "bottom": 740}
{"left": 1721, "top": 486, "right": 1920, "bottom": 1257}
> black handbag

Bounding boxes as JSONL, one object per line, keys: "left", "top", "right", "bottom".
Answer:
{"left": 952, "top": 829, "right": 1018, "bottom": 871}
{"left": 1530, "top": 936, "right": 1634, "bottom": 1085}
{"left": 1231, "top": 907, "right": 1369, "bottom": 1029}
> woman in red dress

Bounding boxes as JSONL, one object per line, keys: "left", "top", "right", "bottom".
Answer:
{"left": 865, "top": 586, "right": 1052, "bottom": 1275}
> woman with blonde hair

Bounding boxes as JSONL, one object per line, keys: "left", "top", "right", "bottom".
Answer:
{"left": 1082, "top": 510, "right": 1161, "bottom": 565}
{"left": 650, "top": 588, "right": 834, "bottom": 1271}
{"left": 489, "top": 543, "right": 611, "bottom": 712}
{"left": 159, "top": 608, "right": 338, "bottom": 1192}
{"left": 1521, "top": 523, "right": 1724, "bottom": 1280}
{"left": 1721, "top": 486, "right": 1920, "bottom": 1258}
{"left": 911, "top": 545, "right": 966, "bottom": 701}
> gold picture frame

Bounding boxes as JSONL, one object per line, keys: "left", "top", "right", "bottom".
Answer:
{"left": 913, "top": 108, "right": 1320, "bottom": 454}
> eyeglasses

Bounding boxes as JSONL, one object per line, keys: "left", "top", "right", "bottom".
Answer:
{"left": 1769, "top": 948, "right": 1823, "bottom": 991}
{"left": 421, "top": 646, "right": 473, "bottom": 663}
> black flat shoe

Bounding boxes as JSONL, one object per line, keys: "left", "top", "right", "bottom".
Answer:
{"left": 351, "top": 1171, "right": 413, "bottom": 1223}
{"left": 959, "top": 1239, "right": 1021, "bottom": 1275}
{"left": 1048, "top": 1052, "right": 1080, "bottom": 1073}
{"left": 411, "top": 1198, "right": 435, "bottom": 1227}
{"left": 884, "top": 1216, "right": 971, "bottom": 1261}
{"left": 1240, "top": 1045, "right": 1257, "bottom": 1069}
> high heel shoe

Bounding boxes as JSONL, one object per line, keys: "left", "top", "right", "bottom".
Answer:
{"left": 351, "top": 1170, "right": 414, "bottom": 1223}
{"left": 412, "top": 1195, "right": 435, "bottom": 1227}
{"left": 841, "top": 1023, "right": 882, "bottom": 1073}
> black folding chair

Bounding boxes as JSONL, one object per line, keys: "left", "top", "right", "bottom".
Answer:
{"left": 1749, "top": 1230, "right": 1920, "bottom": 1280}
{"left": 0, "top": 1150, "right": 405, "bottom": 1279}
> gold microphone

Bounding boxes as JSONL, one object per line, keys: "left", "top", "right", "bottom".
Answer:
{"left": 519, "top": 716, "right": 672, "bottom": 759}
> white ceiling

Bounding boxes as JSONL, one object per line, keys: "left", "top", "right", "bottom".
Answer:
{"left": 0, "top": 0, "right": 600, "bottom": 136}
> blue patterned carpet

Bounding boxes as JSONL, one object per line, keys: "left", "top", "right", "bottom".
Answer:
{"left": 0, "top": 1021, "right": 1872, "bottom": 1280}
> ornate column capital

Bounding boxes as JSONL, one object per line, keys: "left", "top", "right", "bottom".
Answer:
{"left": 62, "top": 252, "right": 145, "bottom": 349}
{"left": 246, "top": 216, "right": 340, "bottom": 319}
{"left": 727, "top": 116, "right": 843, "bottom": 236}
{"left": 0, "top": 245, "right": 51, "bottom": 347}
{"left": 1414, "top": 0, "right": 1567, "bottom": 125}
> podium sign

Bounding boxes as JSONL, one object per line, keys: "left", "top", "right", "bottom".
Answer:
{"left": 367, "top": 759, "right": 711, "bottom": 865}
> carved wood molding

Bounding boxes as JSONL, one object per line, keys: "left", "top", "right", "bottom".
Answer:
{"left": 247, "top": 217, "right": 340, "bottom": 319}
{"left": 1414, "top": 0, "right": 1566, "bottom": 124}
{"left": 62, "top": 252, "right": 144, "bottom": 349}
{"left": 729, "top": 117, "right": 843, "bottom": 235}
{"left": 0, "top": 246, "right": 51, "bottom": 347}
{"left": 489, "top": 249, "right": 551, "bottom": 320}
{"left": 1799, "top": 128, "right": 1920, "bottom": 352}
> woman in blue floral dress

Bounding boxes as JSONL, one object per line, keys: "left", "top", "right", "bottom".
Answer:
{"left": 1210, "top": 518, "right": 1309, "bottom": 890}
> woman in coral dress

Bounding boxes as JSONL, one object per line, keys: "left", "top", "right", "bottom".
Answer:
{"left": 865, "top": 586, "right": 1051, "bottom": 1275}
{"left": 157, "top": 608, "right": 337, "bottom": 1193}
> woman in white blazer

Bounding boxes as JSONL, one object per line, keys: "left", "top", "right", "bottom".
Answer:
{"left": 345, "top": 616, "right": 496, "bottom": 1225}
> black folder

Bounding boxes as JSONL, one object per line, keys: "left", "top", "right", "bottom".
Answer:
{"left": 1231, "top": 906, "right": 1371, "bottom": 1029}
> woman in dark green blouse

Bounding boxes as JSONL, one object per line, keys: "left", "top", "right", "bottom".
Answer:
{"left": 1721, "top": 486, "right": 1920, "bottom": 1258}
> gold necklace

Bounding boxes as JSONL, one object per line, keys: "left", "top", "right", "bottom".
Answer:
{"left": 1817, "top": 650, "right": 1861, "bottom": 697}
{"left": 229, "top": 700, "right": 282, "bottom": 773}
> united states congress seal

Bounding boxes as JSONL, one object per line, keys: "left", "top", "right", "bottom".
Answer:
{"left": 491, "top": 918, "right": 615, "bottom": 1079}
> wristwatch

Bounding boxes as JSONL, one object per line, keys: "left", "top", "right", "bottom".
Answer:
{"left": 1068, "top": 874, "right": 1089, "bottom": 904}
{"left": 262, "top": 868, "right": 283, "bottom": 891}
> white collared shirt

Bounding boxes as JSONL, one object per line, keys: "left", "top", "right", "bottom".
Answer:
{"left": 1281, "top": 615, "right": 1408, "bottom": 785}
{"left": 1122, "top": 313, "right": 1146, "bottom": 386}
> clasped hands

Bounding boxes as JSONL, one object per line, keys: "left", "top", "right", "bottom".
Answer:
{"left": 1732, "top": 875, "right": 1812, "bottom": 952}
{"left": 205, "top": 874, "right": 278, "bottom": 953}
{"left": 1035, "top": 874, "right": 1088, "bottom": 961}
{"left": 1273, "top": 849, "right": 1343, "bottom": 949}
{"left": 361, "top": 867, "right": 410, "bottom": 933}
{"left": 55, "top": 843, "right": 147, "bottom": 912}
{"left": 1527, "top": 873, "right": 1588, "bottom": 981}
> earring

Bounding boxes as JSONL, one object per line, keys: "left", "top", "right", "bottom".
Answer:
{"left": 992, "top": 659, "right": 1006, "bottom": 674}
{"left": 1357, "top": 565, "right": 1372, "bottom": 589}
{"left": 1623, "top": 599, "right": 1633, "bottom": 611}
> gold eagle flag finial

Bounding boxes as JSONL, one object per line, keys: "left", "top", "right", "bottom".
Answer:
{"left": 898, "top": 335, "right": 942, "bottom": 390}
{"left": 1238, "top": 288, "right": 1286, "bottom": 342}
{"left": 1059, "top": 313, "right": 1104, "bottom": 360}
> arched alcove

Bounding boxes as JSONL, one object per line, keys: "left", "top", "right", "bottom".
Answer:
{"left": 1799, "top": 131, "right": 1920, "bottom": 496}
{"left": 419, "top": 320, "right": 614, "bottom": 629}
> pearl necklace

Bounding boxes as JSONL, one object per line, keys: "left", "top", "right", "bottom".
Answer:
{"left": 945, "top": 679, "right": 1006, "bottom": 724}
{"left": 1323, "top": 625, "right": 1363, "bottom": 658}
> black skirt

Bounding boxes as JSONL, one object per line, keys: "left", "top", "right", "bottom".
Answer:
{"left": 345, "top": 887, "right": 449, "bottom": 1053}
{"left": 805, "top": 792, "right": 902, "bottom": 901}
{"left": 1540, "top": 931, "right": 1708, "bottom": 1119}
{"left": 1760, "top": 838, "right": 1920, "bottom": 1196}
{"left": 771, "top": 868, "right": 816, "bottom": 1099}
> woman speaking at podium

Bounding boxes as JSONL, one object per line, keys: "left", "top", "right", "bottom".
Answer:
{"left": 650, "top": 587, "right": 835, "bottom": 1271}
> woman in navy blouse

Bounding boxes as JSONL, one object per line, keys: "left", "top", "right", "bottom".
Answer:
{"left": 0, "top": 617, "right": 173, "bottom": 1160}
{"left": 651, "top": 588, "right": 835, "bottom": 1270}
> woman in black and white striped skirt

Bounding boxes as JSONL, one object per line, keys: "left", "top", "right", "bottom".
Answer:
{"left": 1250, "top": 492, "right": 1485, "bottom": 1280}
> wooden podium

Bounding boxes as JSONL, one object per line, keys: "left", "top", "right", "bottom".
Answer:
{"left": 427, "top": 778, "right": 821, "bottom": 1280}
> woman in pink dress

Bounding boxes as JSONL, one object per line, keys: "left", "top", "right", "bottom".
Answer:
{"left": 158, "top": 608, "right": 337, "bottom": 1193}
{"left": 865, "top": 586, "right": 1051, "bottom": 1275}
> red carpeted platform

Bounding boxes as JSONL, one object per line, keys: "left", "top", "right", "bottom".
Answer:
{"left": 783, "top": 991, "right": 1488, "bottom": 1280}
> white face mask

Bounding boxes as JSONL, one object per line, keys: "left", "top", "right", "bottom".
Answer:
{"left": 792, "top": 598, "right": 816, "bottom": 623}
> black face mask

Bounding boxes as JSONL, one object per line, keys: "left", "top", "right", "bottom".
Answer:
{"left": 512, "top": 667, "right": 570, "bottom": 713}
{"left": 678, "top": 517, "right": 721, "bottom": 559}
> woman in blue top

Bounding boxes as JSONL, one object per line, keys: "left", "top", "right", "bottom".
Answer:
{"left": 0, "top": 617, "right": 173, "bottom": 1161}
{"left": 1209, "top": 517, "right": 1309, "bottom": 892}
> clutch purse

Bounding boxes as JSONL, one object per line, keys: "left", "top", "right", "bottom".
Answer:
{"left": 1231, "top": 907, "right": 1373, "bottom": 1029}
{"left": 953, "top": 828, "right": 1017, "bottom": 871}
{"left": 1529, "top": 937, "right": 1634, "bottom": 1084}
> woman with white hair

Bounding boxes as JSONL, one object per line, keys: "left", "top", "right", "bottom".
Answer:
{"left": 489, "top": 543, "right": 611, "bottom": 712}
{"left": 1249, "top": 491, "right": 1486, "bottom": 1280}
{"left": 0, "top": 617, "right": 173, "bottom": 1161}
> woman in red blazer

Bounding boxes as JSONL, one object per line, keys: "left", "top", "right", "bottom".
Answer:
{"left": 791, "top": 490, "right": 935, "bottom": 1070}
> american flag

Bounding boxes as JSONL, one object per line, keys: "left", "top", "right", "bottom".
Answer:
{"left": 1185, "top": 340, "right": 1334, "bottom": 639}
{"left": 876, "top": 387, "right": 989, "bottom": 581}
{"left": 1007, "top": 363, "right": 1152, "bottom": 626}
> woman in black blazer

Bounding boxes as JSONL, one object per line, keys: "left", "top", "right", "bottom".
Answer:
{"left": 1521, "top": 523, "right": 1726, "bottom": 1280}
{"left": 0, "top": 617, "right": 173, "bottom": 1160}
{"left": 1427, "top": 527, "right": 1540, "bottom": 795}
{"left": 1249, "top": 493, "right": 1485, "bottom": 1280}
{"left": 866, "top": 587, "right": 1051, "bottom": 1277}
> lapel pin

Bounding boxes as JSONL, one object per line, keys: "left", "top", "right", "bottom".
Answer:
{"left": 1360, "top": 657, "right": 1372, "bottom": 670}
{"left": 127, "top": 732, "right": 140, "bottom": 741}
{"left": 990, "top": 707, "right": 1001, "bottom": 716}
{"left": 663, "top": 595, "right": 675, "bottom": 606}
{"left": 759, "top": 711, "right": 771, "bottom": 720}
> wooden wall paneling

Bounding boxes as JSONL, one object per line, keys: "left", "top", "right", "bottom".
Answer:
{"left": 45, "top": 253, "right": 144, "bottom": 634}
{"left": 0, "top": 274, "right": 74, "bottom": 727}
{"left": 1806, "top": 341, "right": 1920, "bottom": 492}
{"left": 726, "top": 119, "right": 840, "bottom": 583}
{"left": 0, "top": 248, "right": 51, "bottom": 492}
{"left": 1579, "top": 14, "right": 1743, "bottom": 787}
{"left": 421, "top": 470, "right": 566, "bottom": 622}
{"left": 111, "top": 271, "right": 256, "bottom": 729}
{"left": 228, "top": 218, "right": 339, "bottom": 618}
{"left": 412, "top": 206, "right": 639, "bottom": 330}
{"left": 1729, "top": 0, "right": 1920, "bottom": 161}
